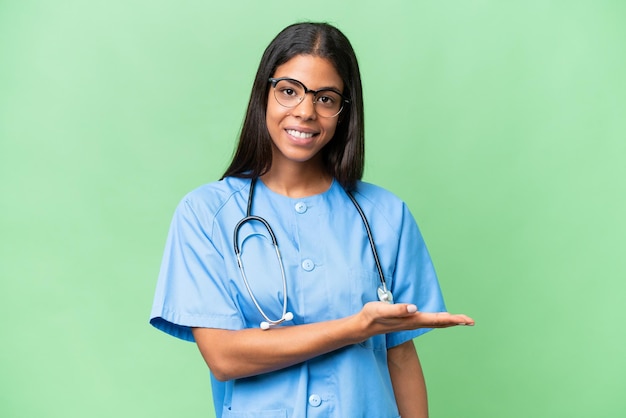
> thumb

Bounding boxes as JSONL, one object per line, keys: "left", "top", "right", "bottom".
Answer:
{"left": 388, "top": 303, "right": 417, "bottom": 316}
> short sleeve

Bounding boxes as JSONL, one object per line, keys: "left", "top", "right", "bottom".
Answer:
{"left": 150, "top": 197, "right": 243, "bottom": 342}
{"left": 385, "top": 203, "right": 446, "bottom": 348}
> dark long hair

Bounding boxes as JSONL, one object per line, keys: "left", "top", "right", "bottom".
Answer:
{"left": 221, "top": 22, "right": 365, "bottom": 191}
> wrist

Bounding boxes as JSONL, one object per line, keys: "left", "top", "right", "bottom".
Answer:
{"left": 343, "top": 310, "right": 371, "bottom": 344}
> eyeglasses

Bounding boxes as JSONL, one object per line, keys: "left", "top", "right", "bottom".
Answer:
{"left": 268, "top": 77, "right": 350, "bottom": 118}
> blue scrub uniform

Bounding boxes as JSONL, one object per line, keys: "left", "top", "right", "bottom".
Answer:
{"left": 150, "top": 177, "right": 445, "bottom": 418}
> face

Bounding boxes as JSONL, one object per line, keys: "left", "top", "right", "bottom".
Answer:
{"left": 265, "top": 54, "right": 344, "bottom": 170}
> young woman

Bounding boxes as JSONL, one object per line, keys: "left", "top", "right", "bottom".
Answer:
{"left": 150, "top": 22, "right": 474, "bottom": 418}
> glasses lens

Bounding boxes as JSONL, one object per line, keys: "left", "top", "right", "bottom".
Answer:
{"left": 313, "top": 90, "right": 343, "bottom": 118}
{"left": 273, "top": 79, "right": 344, "bottom": 117}
{"left": 273, "top": 79, "right": 305, "bottom": 108}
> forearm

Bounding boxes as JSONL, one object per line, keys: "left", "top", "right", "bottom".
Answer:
{"left": 193, "top": 302, "right": 472, "bottom": 382}
{"left": 388, "top": 340, "right": 428, "bottom": 418}
{"left": 193, "top": 314, "right": 364, "bottom": 381}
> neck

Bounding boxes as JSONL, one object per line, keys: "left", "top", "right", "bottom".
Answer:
{"left": 261, "top": 162, "right": 332, "bottom": 198}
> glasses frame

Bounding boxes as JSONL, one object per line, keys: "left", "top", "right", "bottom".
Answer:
{"left": 268, "top": 77, "right": 350, "bottom": 118}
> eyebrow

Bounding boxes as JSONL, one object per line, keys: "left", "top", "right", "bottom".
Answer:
{"left": 282, "top": 77, "right": 343, "bottom": 93}
{"left": 318, "top": 85, "right": 343, "bottom": 92}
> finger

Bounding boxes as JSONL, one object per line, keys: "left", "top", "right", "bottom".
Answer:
{"left": 446, "top": 313, "right": 475, "bottom": 326}
{"left": 365, "top": 302, "right": 419, "bottom": 318}
{"left": 393, "top": 303, "right": 419, "bottom": 317}
{"left": 419, "top": 312, "right": 474, "bottom": 328}
{"left": 458, "top": 314, "right": 475, "bottom": 326}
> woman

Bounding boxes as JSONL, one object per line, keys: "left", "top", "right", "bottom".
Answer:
{"left": 150, "top": 22, "right": 474, "bottom": 418}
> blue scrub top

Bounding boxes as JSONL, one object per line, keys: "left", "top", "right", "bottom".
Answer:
{"left": 150, "top": 177, "right": 446, "bottom": 418}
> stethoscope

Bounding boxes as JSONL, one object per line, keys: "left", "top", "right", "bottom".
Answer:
{"left": 233, "top": 178, "right": 393, "bottom": 330}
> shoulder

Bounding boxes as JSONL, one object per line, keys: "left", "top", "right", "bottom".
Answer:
{"left": 182, "top": 177, "right": 247, "bottom": 206}
{"left": 352, "top": 181, "right": 406, "bottom": 211}
{"left": 349, "top": 181, "right": 411, "bottom": 229}
{"left": 174, "top": 177, "right": 249, "bottom": 225}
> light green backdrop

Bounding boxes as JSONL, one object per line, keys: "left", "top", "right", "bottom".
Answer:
{"left": 1, "top": 1, "right": 624, "bottom": 417}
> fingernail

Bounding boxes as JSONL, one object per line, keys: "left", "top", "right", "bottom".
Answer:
{"left": 407, "top": 304, "right": 418, "bottom": 313}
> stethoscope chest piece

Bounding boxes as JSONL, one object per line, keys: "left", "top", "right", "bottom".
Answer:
{"left": 377, "top": 287, "right": 394, "bottom": 304}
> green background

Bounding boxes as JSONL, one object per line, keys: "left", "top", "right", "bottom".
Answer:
{"left": 1, "top": 1, "right": 624, "bottom": 417}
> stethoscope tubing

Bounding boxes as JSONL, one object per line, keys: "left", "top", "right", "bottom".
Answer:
{"left": 233, "top": 180, "right": 292, "bottom": 328}
{"left": 344, "top": 191, "right": 389, "bottom": 294}
{"left": 235, "top": 237, "right": 290, "bottom": 328}
{"left": 233, "top": 178, "right": 392, "bottom": 329}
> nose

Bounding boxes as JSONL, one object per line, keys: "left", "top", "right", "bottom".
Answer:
{"left": 292, "top": 93, "right": 317, "bottom": 119}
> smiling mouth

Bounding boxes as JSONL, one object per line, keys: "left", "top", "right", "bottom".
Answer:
{"left": 286, "top": 129, "right": 316, "bottom": 139}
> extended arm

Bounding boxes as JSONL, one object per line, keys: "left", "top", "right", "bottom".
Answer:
{"left": 388, "top": 340, "right": 428, "bottom": 418}
{"left": 192, "top": 302, "right": 473, "bottom": 381}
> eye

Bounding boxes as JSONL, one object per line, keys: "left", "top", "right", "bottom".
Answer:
{"left": 280, "top": 87, "right": 297, "bottom": 97}
{"left": 275, "top": 79, "right": 303, "bottom": 101}
{"left": 316, "top": 92, "right": 340, "bottom": 107}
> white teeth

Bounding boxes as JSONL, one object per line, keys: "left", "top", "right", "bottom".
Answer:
{"left": 286, "top": 129, "right": 315, "bottom": 139}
